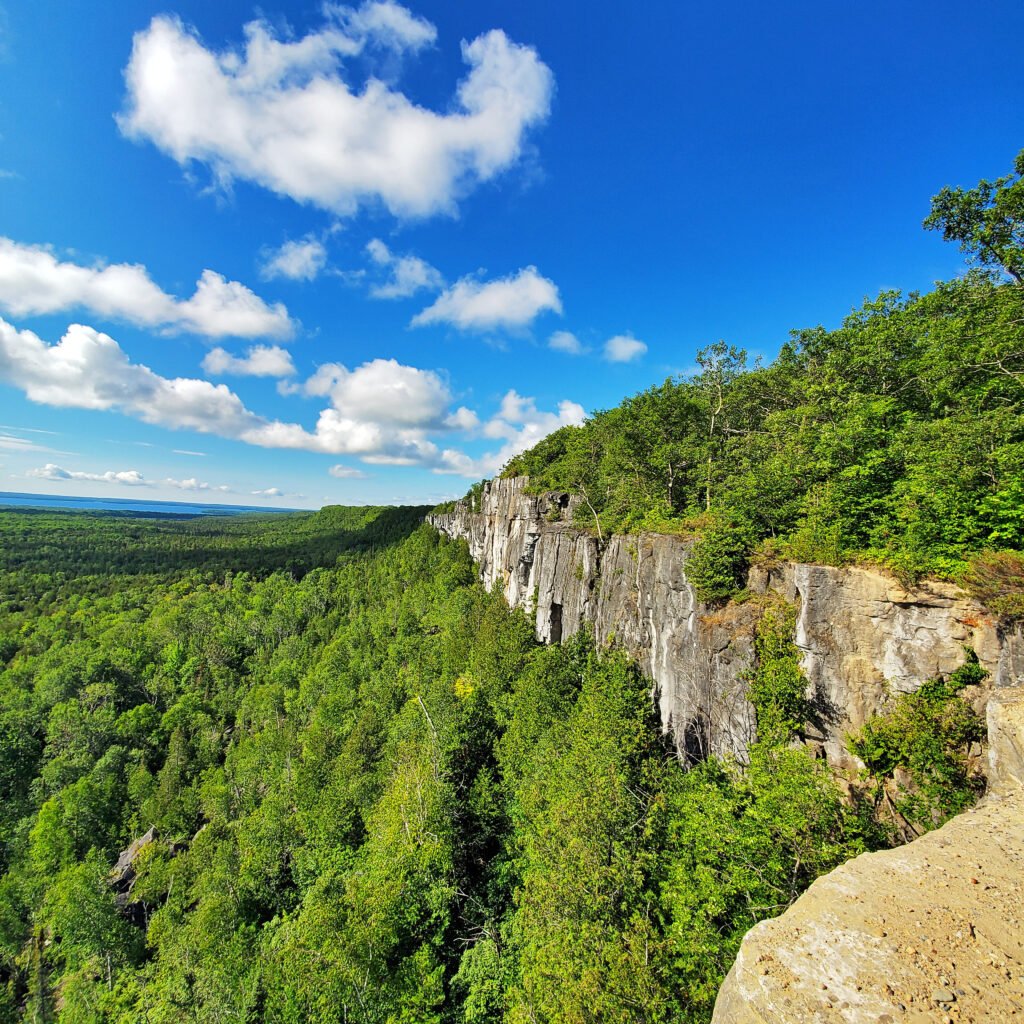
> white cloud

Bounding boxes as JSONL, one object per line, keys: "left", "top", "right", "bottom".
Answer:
{"left": 245, "top": 358, "right": 482, "bottom": 467}
{"left": 0, "top": 315, "right": 463, "bottom": 467}
{"left": 26, "top": 464, "right": 229, "bottom": 493}
{"left": 260, "top": 238, "right": 327, "bottom": 281}
{"left": 0, "top": 432, "right": 70, "bottom": 455}
{"left": 252, "top": 487, "right": 284, "bottom": 497}
{"left": 329, "top": 0, "right": 437, "bottom": 53}
{"left": 444, "top": 406, "right": 480, "bottom": 430}
{"left": 329, "top": 463, "right": 368, "bottom": 479}
{"left": 202, "top": 344, "right": 296, "bottom": 378}
{"left": 28, "top": 463, "right": 149, "bottom": 486}
{"left": 366, "top": 238, "right": 443, "bottom": 299}
{"left": 165, "top": 476, "right": 230, "bottom": 492}
{"left": 173, "top": 449, "right": 206, "bottom": 456}
{"left": 118, "top": 10, "right": 553, "bottom": 218}
{"left": 411, "top": 266, "right": 561, "bottom": 331}
{"left": 437, "top": 389, "right": 585, "bottom": 477}
{"left": 603, "top": 333, "right": 647, "bottom": 363}
{"left": 0, "top": 315, "right": 582, "bottom": 476}
{"left": 297, "top": 357, "right": 452, "bottom": 427}
{"left": 0, "top": 238, "right": 293, "bottom": 338}
{"left": 0, "top": 316, "right": 266, "bottom": 438}
{"left": 0, "top": 424, "right": 58, "bottom": 435}
{"left": 548, "top": 330, "right": 585, "bottom": 355}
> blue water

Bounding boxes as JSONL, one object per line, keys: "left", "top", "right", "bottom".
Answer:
{"left": 0, "top": 491, "right": 301, "bottom": 517}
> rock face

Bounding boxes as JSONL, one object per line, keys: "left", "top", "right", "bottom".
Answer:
{"left": 430, "top": 477, "right": 1024, "bottom": 764}
{"left": 711, "top": 688, "right": 1024, "bottom": 1024}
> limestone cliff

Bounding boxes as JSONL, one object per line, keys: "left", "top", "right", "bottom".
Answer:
{"left": 431, "top": 478, "right": 1024, "bottom": 1022}
{"left": 429, "top": 476, "right": 1024, "bottom": 764}
{"left": 710, "top": 689, "right": 1024, "bottom": 1024}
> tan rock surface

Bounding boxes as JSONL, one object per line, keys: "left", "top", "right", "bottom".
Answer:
{"left": 713, "top": 790, "right": 1024, "bottom": 1023}
{"left": 713, "top": 688, "right": 1024, "bottom": 1023}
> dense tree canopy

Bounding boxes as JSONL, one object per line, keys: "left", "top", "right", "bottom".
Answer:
{"left": 505, "top": 273, "right": 1024, "bottom": 593}
{"left": 0, "top": 503, "right": 980, "bottom": 1023}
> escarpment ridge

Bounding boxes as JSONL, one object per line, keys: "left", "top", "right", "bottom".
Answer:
{"left": 431, "top": 476, "right": 1024, "bottom": 1021}
{"left": 429, "top": 476, "right": 1024, "bottom": 766}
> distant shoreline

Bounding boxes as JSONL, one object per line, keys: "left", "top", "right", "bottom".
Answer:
{"left": 0, "top": 491, "right": 303, "bottom": 517}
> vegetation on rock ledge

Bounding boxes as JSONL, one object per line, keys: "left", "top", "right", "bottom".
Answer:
{"left": 503, "top": 153, "right": 1024, "bottom": 598}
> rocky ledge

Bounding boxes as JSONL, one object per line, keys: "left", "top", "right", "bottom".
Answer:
{"left": 711, "top": 689, "right": 1024, "bottom": 1024}
{"left": 430, "top": 477, "right": 1024, "bottom": 766}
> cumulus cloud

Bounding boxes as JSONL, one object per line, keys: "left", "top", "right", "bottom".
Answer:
{"left": 444, "top": 406, "right": 480, "bottom": 430}
{"left": 329, "top": 463, "right": 368, "bottom": 479}
{"left": 165, "top": 476, "right": 230, "bottom": 492}
{"left": 603, "top": 333, "right": 647, "bottom": 363}
{"left": 0, "top": 238, "right": 293, "bottom": 338}
{"left": 297, "top": 357, "right": 451, "bottom": 426}
{"left": 202, "top": 344, "right": 296, "bottom": 377}
{"left": 0, "top": 318, "right": 266, "bottom": 439}
{"left": 118, "top": 8, "right": 552, "bottom": 218}
{"left": 366, "top": 238, "right": 443, "bottom": 299}
{"left": 548, "top": 329, "right": 585, "bottom": 355}
{"left": 252, "top": 487, "right": 284, "bottom": 497}
{"left": 259, "top": 238, "right": 327, "bottom": 281}
{"left": 0, "top": 315, "right": 465, "bottom": 467}
{"left": 28, "top": 463, "right": 149, "bottom": 486}
{"left": 437, "top": 389, "right": 585, "bottom": 477}
{"left": 411, "top": 266, "right": 561, "bottom": 331}
{"left": 0, "top": 315, "right": 583, "bottom": 476}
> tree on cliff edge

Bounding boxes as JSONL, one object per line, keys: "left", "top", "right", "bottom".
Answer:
{"left": 925, "top": 148, "right": 1024, "bottom": 285}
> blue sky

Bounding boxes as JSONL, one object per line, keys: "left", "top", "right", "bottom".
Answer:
{"left": 0, "top": 0, "right": 1021, "bottom": 508}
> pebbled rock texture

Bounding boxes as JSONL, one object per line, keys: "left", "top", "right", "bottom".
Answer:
{"left": 430, "top": 477, "right": 1024, "bottom": 764}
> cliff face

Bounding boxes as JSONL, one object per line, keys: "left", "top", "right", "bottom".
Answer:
{"left": 430, "top": 477, "right": 1024, "bottom": 764}
{"left": 710, "top": 689, "right": 1024, "bottom": 1024}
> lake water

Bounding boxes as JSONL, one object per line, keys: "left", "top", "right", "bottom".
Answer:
{"left": 0, "top": 491, "right": 301, "bottom": 517}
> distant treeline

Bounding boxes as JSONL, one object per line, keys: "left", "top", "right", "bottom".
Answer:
{"left": 0, "top": 504, "right": 430, "bottom": 582}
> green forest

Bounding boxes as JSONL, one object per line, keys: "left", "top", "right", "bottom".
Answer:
{"left": 0, "top": 156, "right": 1017, "bottom": 1022}
{"left": 0, "top": 511, "right": 986, "bottom": 1023}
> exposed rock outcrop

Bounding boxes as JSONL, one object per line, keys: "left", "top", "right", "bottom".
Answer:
{"left": 430, "top": 477, "right": 1024, "bottom": 764}
{"left": 711, "top": 688, "right": 1024, "bottom": 1024}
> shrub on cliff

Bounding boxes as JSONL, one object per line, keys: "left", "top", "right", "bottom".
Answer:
{"left": 685, "top": 516, "right": 756, "bottom": 603}
{"left": 848, "top": 650, "right": 987, "bottom": 836}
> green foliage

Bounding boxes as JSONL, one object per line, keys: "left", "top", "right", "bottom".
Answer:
{"left": 661, "top": 746, "right": 863, "bottom": 1020}
{"left": 686, "top": 517, "right": 756, "bottom": 603}
{"left": 745, "top": 601, "right": 808, "bottom": 744}
{"left": 963, "top": 550, "right": 1024, "bottom": 620}
{"left": 924, "top": 148, "right": 1024, "bottom": 285}
{"left": 848, "top": 651, "right": 987, "bottom": 833}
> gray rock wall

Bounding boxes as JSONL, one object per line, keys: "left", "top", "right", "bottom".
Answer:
{"left": 430, "top": 477, "right": 1024, "bottom": 763}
